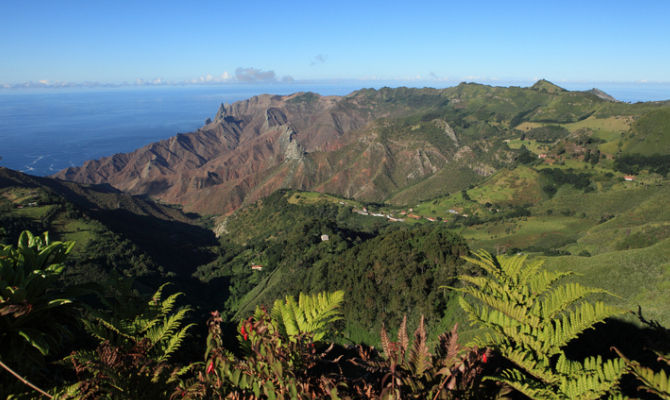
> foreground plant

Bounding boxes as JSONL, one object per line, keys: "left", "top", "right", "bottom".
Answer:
{"left": 615, "top": 350, "right": 670, "bottom": 399}
{"left": 353, "top": 316, "right": 494, "bottom": 400}
{"left": 0, "top": 231, "right": 80, "bottom": 398}
{"left": 177, "top": 290, "right": 345, "bottom": 399}
{"left": 453, "top": 250, "right": 626, "bottom": 399}
{"left": 61, "top": 283, "right": 194, "bottom": 399}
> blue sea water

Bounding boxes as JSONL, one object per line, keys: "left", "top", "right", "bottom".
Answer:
{"left": 0, "top": 82, "right": 668, "bottom": 176}
{"left": 0, "top": 84, "right": 368, "bottom": 176}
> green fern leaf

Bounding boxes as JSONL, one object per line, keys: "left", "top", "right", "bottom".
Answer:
{"left": 271, "top": 290, "right": 344, "bottom": 341}
{"left": 454, "top": 250, "right": 625, "bottom": 399}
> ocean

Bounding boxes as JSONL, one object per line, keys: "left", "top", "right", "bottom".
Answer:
{"left": 0, "top": 82, "right": 668, "bottom": 176}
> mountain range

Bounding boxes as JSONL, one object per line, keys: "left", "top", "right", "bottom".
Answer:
{"left": 56, "top": 80, "right": 642, "bottom": 216}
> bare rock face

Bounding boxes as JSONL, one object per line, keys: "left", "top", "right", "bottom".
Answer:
{"left": 278, "top": 126, "right": 305, "bottom": 160}
{"left": 54, "top": 88, "right": 515, "bottom": 216}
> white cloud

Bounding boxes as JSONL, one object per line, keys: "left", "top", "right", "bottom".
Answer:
{"left": 235, "top": 67, "right": 277, "bottom": 82}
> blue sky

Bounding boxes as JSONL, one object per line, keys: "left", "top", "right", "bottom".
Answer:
{"left": 1, "top": 0, "right": 669, "bottom": 86}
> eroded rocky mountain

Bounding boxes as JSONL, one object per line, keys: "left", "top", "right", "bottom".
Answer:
{"left": 55, "top": 82, "right": 627, "bottom": 216}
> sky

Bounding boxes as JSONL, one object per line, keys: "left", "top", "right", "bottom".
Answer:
{"left": 1, "top": 0, "right": 669, "bottom": 87}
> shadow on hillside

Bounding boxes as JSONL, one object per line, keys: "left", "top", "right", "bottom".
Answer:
{"left": 34, "top": 176, "right": 218, "bottom": 274}
{"left": 91, "top": 209, "right": 217, "bottom": 275}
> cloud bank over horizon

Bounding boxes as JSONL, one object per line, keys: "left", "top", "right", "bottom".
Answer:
{"left": 0, "top": 67, "right": 297, "bottom": 89}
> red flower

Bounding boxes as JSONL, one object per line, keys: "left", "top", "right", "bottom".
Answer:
{"left": 206, "top": 360, "right": 214, "bottom": 374}
{"left": 240, "top": 324, "right": 248, "bottom": 341}
{"left": 482, "top": 353, "right": 488, "bottom": 363}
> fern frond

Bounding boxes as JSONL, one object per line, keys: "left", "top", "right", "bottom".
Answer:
{"left": 150, "top": 283, "right": 171, "bottom": 306}
{"left": 457, "top": 297, "right": 521, "bottom": 335}
{"left": 544, "top": 301, "right": 623, "bottom": 350}
{"left": 408, "top": 315, "right": 431, "bottom": 375}
{"left": 157, "top": 323, "right": 196, "bottom": 362}
{"left": 517, "top": 257, "right": 545, "bottom": 288}
{"left": 145, "top": 307, "right": 191, "bottom": 348}
{"left": 536, "top": 282, "right": 610, "bottom": 320}
{"left": 398, "top": 314, "right": 409, "bottom": 358}
{"left": 630, "top": 363, "right": 670, "bottom": 399}
{"left": 559, "top": 357, "right": 626, "bottom": 400}
{"left": 455, "top": 283, "right": 540, "bottom": 327}
{"left": 435, "top": 323, "right": 460, "bottom": 369}
{"left": 495, "top": 368, "right": 560, "bottom": 400}
{"left": 380, "top": 323, "right": 392, "bottom": 359}
{"left": 616, "top": 349, "right": 670, "bottom": 400}
{"left": 271, "top": 290, "right": 344, "bottom": 341}
{"left": 167, "top": 363, "right": 197, "bottom": 384}
{"left": 455, "top": 250, "right": 625, "bottom": 399}
{"left": 462, "top": 250, "right": 506, "bottom": 283}
{"left": 528, "top": 269, "right": 574, "bottom": 297}
{"left": 95, "top": 317, "right": 135, "bottom": 341}
{"left": 501, "top": 349, "right": 556, "bottom": 385}
{"left": 160, "top": 292, "right": 182, "bottom": 317}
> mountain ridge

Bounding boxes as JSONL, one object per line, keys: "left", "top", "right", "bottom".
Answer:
{"left": 53, "top": 81, "right": 665, "bottom": 217}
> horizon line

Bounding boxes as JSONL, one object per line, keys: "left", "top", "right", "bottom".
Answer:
{"left": 3, "top": 77, "right": 670, "bottom": 91}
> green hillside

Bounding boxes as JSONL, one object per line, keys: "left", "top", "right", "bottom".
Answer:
{"left": 196, "top": 189, "right": 472, "bottom": 344}
{"left": 625, "top": 108, "right": 670, "bottom": 155}
{"left": 0, "top": 167, "right": 217, "bottom": 289}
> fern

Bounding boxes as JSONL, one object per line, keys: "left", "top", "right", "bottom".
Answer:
{"left": 408, "top": 316, "right": 432, "bottom": 376}
{"left": 65, "top": 283, "right": 193, "bottom": 398}
{"left": 375, "top": 317, "right": 493, "bottom": 399}
{"left": 270, "top": 290, "right": 344, "bottom": 341}
{"left": 452, "top": 250, "right": 626, "bottom": 399}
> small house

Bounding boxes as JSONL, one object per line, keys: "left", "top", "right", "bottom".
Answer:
{"left": 251, "top": 264, "right": 263, "bottom": 271}
{"left": 320, "top": 234, "right": 330, "bottom": 241}
{"left": 624, "top": 175, "right": 635, "bottom": 181}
